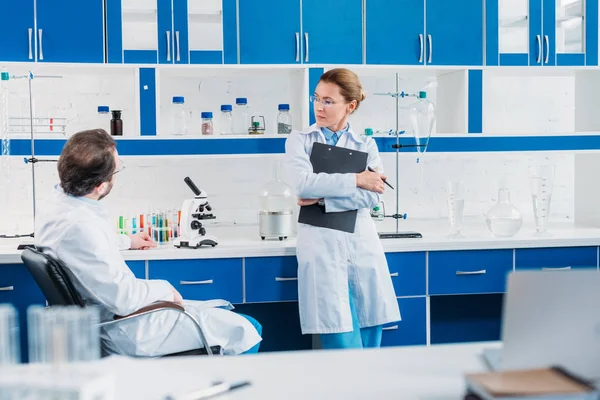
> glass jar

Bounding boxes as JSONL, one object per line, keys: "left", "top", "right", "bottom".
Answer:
{"left": 485, "top": 187, "right": 523, "bottom": 237}
{"left": 220, "top": 104, "right": 233, "bottom": 135}
{"left": 172, "top": 96, "right": 188, "bottom": 136}
{"left": 96, "top": 106, "right": 110, "bottom": 133}
{"left": 234, "top": 97, "right": 249, "bottom": 134}
{"left": 201, "top": 112, "right": 214, "bottom": 136}
{"left": 277, "top": 104, "right": 292, "bottom": 134}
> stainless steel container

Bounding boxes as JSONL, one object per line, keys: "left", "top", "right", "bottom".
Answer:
{"left": 259, "top": 210, "right": 295, "bottom": 240}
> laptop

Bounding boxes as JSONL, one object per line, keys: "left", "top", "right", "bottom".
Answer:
{"left": 483, "top": 269, "right": 600, "bottom": 382}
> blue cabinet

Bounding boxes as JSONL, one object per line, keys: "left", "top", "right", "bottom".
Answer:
{"left": 515, "top": 247, "right": 598, "bottom": 271}
{"left": 36, "top": 0, "right": 104, "bottom": 63}
{"left": 245, "top": 256, "right": 299, "bottom": 303}
{"left": 239, "top": 0, "right": 301, "bottom": 64}
{"left": 125, "top": 261, "right": 146, "bottom": 279}
{"left": 0, "top": 264, "right": 46, "bottom": 362}
{"left": 381, "top": 297, "right": 427, "bottom": 347}
{"left": 429, "top": 249, "right": 513, "bottom": 295}
{"left": 301, "top": 0, "right": 362, "bottom": 64}
{"left": 425, "top": 0, "right": 483, "bottom": 66}
{"left": 365, "top": 0, "right": 482, "bottom": 66}
{"left": 148, "top": 259, "right": 243, "bottom": 303}
{"left": 486, "top": 0, "right": 597, "bottom": 66}
{"left": 0, "top": 0, "right": 103, "bottom": 63}
{"left": 366, "top": 0, "right": 424, "bottom": 65}
{"left": 0, "top": 0, "right": 35, "bottom": 62}
{"left": 385, "top": 252, "right": 426, "bottom": 297}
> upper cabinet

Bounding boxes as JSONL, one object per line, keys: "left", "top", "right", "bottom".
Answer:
{"left": 106, "top": 0, "right": 237, "bottom": 64}
{"left": 239, "top": 0, "right": 363, "bottom": 65}
{"left": 0, "top": 0, "right": 104, "bottom": 63}
{"left": 486, "top": 0, "right": 598, "bottom": 66}
{"left": 366, "top": 0, "right": 483, "bottom": 66}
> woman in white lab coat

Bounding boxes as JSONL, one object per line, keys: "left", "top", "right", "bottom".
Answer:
{"left": 285, "top": 68, "right": 401, "bottom": 349}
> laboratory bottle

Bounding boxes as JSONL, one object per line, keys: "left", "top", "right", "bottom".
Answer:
{"left": 276, "top": 104, "right": 292, "bottom": 134}
{"left": 220, "top": 104, "right": 234, "bottom": 135}
{"left": 172, "top": 96, "right": 188, "bottom": 135}
{"left": 96, "top": 106, "right": 110, "bottom": 133}
{"left": 110, "top": 110, "right": 123, "bottom": 136}
{"left": 201, "top": 112, "right": 214, "bottom": 135}
{"left": 234, "top": 97, "right": 249, "bottom": 134}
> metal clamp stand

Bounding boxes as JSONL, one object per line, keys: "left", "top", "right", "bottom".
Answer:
{"left": 373, "top": 73, "right": 428, "bottom": 239}
{"left": 0, "top": 72, "right": 60, "bottom": 247}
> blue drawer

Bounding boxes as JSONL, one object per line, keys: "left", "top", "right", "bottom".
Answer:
{"left": 0, "top": 264, "right": 46, "bottom": 362}
{"left": 381, "top": 297, "right": 426, "bottom": 347}
{"left": 148, "top": 259, "right": 243, "bottom": 304}
{"left": 245, "top": 256, "right": 298, "bottom": 303}
{"left": 125, "top": 261, "right": 146, "bottom": 279}
{"left": 385, "top": 252, "right": 426, "bottom": 297}
{"left": 515, "top": 247, "right": 598, "bottom": 271}
{"left": 429, "top": 250, "right": 513, "bottom": 295}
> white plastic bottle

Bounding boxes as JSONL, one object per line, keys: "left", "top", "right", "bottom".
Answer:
{"left": 172, "top": 96, "right": 188, "bottom": 135}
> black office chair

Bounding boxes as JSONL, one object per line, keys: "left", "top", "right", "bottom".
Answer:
{"left": 20, "top": 247, "right": 222, "bottom": 357}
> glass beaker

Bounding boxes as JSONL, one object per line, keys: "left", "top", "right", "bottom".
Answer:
{"left": 27, "top": 305, "right": 101, "bottom": 364}
{"left": 0, "top": 304, "right": 20, "bottom": 365}
{"left": 445, "top": 181, "right": 465, "bottom": 238}
{"left": 529, "top": 164, "right": 555, "bottom": 236}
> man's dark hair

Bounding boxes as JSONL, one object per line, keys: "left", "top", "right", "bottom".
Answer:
{"left": 57, "top": 129, "right": 116, "bottom": 197}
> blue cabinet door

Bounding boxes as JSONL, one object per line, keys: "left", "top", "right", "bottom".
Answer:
{"left": 542, "top": 0, "right": 556, "bottom": 66}
{"left": 365, "top": 0, "right": 424, "bottom": 65}
{"left": 485, "top": 0, "right": 532, "bottom": 66}
{"left": 515, "top": 247, "right": 598, "bottom": 270}
{"left": 302, "top": 0, "right": 362, "bottom": 64}
{"left": 158, "top": 0, "right": 174, "bottom": 64}
{"left": 425, "top": 0, "right": 483, "bottom": 66}
{"left": 239, "top": 0, "right": 301, "bottom": 64}
{"left": 0, "top": 264, "right": 46, "bottom": 362}
{"left": 36, "top": 0, "right": 104, "bottom": 63}
{"left": 381, "top": 297, "right": 426, "bottom": 347}
{"left": 173, "top": 0, "right": 189, "bottom": 64}
{"left": 0, "top": 0, "right": 35, "bottom": 62}
{"left": 530, "top": 0, "right": 544, "bottom": 65}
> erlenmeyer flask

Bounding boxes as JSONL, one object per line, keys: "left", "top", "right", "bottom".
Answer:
{"left": 409, "top": 91, "right": 435, "bottom": 159}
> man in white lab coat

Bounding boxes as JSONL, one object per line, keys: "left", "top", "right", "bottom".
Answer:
{"left": 35, "top": 129, "right": 262, "bottom": 356}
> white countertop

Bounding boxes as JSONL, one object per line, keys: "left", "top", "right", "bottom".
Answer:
{"left": 2, "top": 219, "right": 600, "bottom": 264}
{"left": 1, "top": 342, "right": 499, "bottom": 400}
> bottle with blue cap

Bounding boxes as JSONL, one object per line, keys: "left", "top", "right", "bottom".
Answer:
{"left": 220, "top": 105, "right": 233, "bottom": 135}
{"left": 201, "top": 111, "right": 214, "bottom": 135}
{"left": 234, "top": 97, "right": 249, "bottom": 134}
{"left": 96, "top": 105, "right": 110, "bottom": 133}
{"left": 172, "top": 96, "right": 188, "bottom": 135}
{"left": 277, "top": 104, "right": 292, "bottom": 134}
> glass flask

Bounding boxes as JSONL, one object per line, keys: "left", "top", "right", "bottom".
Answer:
{"left": 445, "top": 180, "right": 465, "bottom": 238}
{"left": 409, "top": 91, "right": 435, "bottom": 157}
{"left": 259, "top": 160, "right": 295, "bottom": 213}
{"left": 529, "top": 164, "right": 555, "bottom": 236}
{"left": 485, "top": 187, "right": 523, "bottom": 237}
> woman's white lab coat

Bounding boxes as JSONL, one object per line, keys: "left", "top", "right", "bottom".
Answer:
{"left": 35, "top": 186, "right": 261, "bottom": 356}
{"left": 285, "top": 124, "right": 401, "bottom": 334}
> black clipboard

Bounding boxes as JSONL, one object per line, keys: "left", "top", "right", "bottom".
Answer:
{"left": 297, "top": 142, "right": 368, "bottom": 233}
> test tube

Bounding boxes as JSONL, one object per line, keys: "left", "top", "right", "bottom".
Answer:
{"left": 27, "top": 305, "right": 100, "bottom": 364}
{"left": 0, "top": 304, "right": 20, "bottom": 365}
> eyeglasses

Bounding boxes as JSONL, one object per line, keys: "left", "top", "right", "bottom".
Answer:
{"left": 113, "top": 159, "right": 126, "bottom": 175}
{"left": 310, "top": 96, "right": 339, "bottom": 108}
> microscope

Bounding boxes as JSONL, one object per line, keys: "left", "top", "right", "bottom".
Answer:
{"left": 173, "top": 177, "right": 219, "bottom": 249}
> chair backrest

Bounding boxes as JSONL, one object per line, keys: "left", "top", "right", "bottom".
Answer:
{"left": 20, "top": 247, "right": 85, "bottom": 307}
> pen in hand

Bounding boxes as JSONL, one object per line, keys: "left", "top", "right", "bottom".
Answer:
{"left": 367, "top": 166, "right": 394, "bottom": 190}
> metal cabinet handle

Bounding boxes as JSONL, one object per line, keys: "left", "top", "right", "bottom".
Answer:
{"left": 0, "top": 286, "right": 14, "bottom": 291}
{"left": 175, "top": 31, "right": 181, "bottom": 62}
{"left": 383, "top": 325, "right": 398, "bottom": 331}
{"left": 166, "top": 30, "right": 171, "bottom": 62}
{"left": 275, "top": 277, "right": 298, "bottom": 282}
{"left": 38, "top": 29, "right": 43, "bottom": 60}
{"left": 390, "top": 272, "right": 399, "bottom": 277}
{"left": 427, "top": 34, "right": 432, "bottom": 63}
{"left": 418, "top": 34, "right": 423, "bottom": 63}
{"left": 544, "top": 35, "right": 549, "bottom": 64}
{"left": 180, "top": 280, "right": 213, "bottom": 285}
{"left": 304, "top": 32, "right": 309, "bottom": 62}
{"left": 542, "top": 266, "right": 571, "bottom": 271}
{"left": 456, "top": 270, "right": 487, "bottom": 276}
{"left": 28, "top": 28, "right": 33, "bottom": 60}
{"left": 536, "top": 34, "right": 542, "bottom": 63}
{"left": 295, "top": 32, "right": 300, "bottom": 62}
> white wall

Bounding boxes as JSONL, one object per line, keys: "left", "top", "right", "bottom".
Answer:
{"left": 0, "top": 64, "right": 577, "bottom": 237}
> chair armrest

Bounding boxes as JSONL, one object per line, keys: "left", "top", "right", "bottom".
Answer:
{"left": 114, "top": 301, "right": 184, "bottom": 320}
{"left": 97, "top": 301, "right": 215, "bottom": 356}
